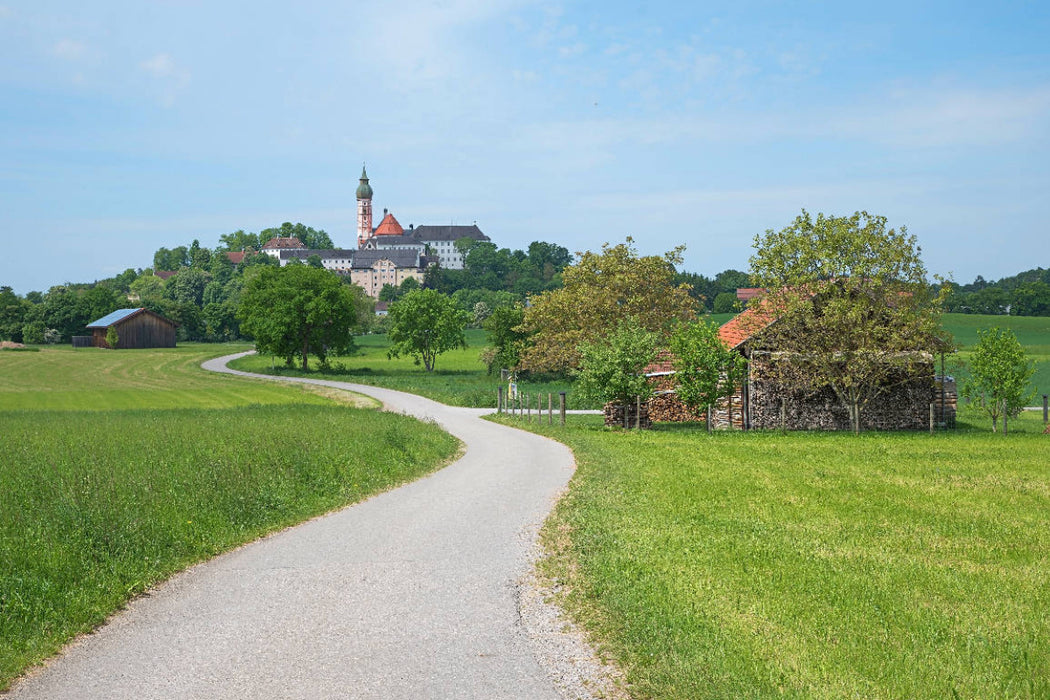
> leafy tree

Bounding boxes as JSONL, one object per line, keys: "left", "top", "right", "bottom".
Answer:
{"left": 1010, "top": 281, "right": 1050, "bottom": 316}
{"left": 238, "top": 266, "right": 361, "bottom": 370}
{"left": 378, "top": 284, "right": 399, "bottom": 302}
{"left": 0, "top": 286, "right": 29, "bottom": 342}
{"left": 712, "top": 292, "right": 740, "bottom": 314}
{"left": 749, "top": 210, "right": 949, "bottom": 433}
{"left": 188, "top": 239, "right": 212, "bottom": 269}
{"left": 387, "top": 289, "right": 469, "bottom": 372}
{"left": 217, "top": 229, "right": 261, "bottom": 253}
{"left": 105, "top": 326, "right": 119, "bottom": 349}
{"left": 165, "top": 268, "right": 208, "bottom": 307}
{"left": 669, "top": 319, "right": 747, "bottom": 427}
{"left": 574, "top": 318, "right": 658, "bottom": 427}
{"left": 961, "top": 328, "right": 1036, "bottom": 432}
{"left": 519, "top": 240, "right": 699, "bottom": 374}
{"left": 153, "top": 246, "right": 189, "bottom": 271}
{"left": 130, "top": 274, "right": 166, "bottom": 305}
{"left": 21, "top": 320, "right": 45, "bottom": 345}
{"left": 482, "top": 304, "right": 526, "bottom": 375}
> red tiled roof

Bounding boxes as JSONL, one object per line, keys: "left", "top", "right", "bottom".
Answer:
{"left": 225, "top": 251, "right": 247, "bottom": 264}
{"left": 374, "top": 212, "right": 404, "bottom": 236}
{"left": 261, "top": 237, "right": 305, "bottom": 250}
{"left": 718, "top": 302, "right": 780, "bottom": 349}
{"left": 735, "top": 287, "right": 765, "bottom": 301}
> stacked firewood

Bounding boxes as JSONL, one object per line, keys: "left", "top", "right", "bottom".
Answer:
{"left": 647, "top": 392, "right": 703, "bottom": 423}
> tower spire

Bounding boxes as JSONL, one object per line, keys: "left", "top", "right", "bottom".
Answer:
{"left": 356, "top": 164, "right": 374, "bottom": 248}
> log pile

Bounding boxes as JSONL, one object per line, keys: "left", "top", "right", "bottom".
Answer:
{"left": 603, "top": 402, "right": 652, "bottom": 429}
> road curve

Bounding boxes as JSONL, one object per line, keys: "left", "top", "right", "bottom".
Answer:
{"left": 7, "top": 353, "right": 576, "bottom": 699}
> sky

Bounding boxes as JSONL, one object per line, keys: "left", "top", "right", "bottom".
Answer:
{"left": 1, "top": 0, "right": 1048, "bottom": 294}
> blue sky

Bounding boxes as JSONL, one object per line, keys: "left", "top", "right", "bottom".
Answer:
{"left": 2, "top": 1, "right": 1048, "bottom": 294}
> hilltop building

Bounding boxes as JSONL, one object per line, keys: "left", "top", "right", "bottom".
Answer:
{"left": 262, "top": 166, "right": 491, "bottom": 298}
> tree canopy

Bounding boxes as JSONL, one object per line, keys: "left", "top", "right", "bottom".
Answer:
{"left": 518, "top": 240, "right": 699, "bottom": 374}
{"left": 574, "top": 318, "right": 658, "bottom": 421}
{"left": 387, "top": 289, "right": 469, "bottom": 372}
{"left": 748, "top": 210, "right": 949, "bottom": 433}
{"left": 237, "top": 265, "right": 365, "bottom": 370}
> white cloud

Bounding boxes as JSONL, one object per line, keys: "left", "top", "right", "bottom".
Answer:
{"left": 139, "top": 52, "right": 190, "bottom": 106}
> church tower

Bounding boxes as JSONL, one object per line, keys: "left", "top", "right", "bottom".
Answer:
{"left": 356, "top": 165, "right": 374, "bottom": 248}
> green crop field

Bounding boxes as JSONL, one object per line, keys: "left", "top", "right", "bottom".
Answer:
{"left": 943, "top": 313, "right": 1050, "bottom": 400}
{"left": 0, "top": 345, "right": 459, "bottom": 690}
{"left": 496, "top": 412, "right": 1050, "bottom": 698}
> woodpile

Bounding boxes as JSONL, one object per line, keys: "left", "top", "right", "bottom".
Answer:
{"left": 603, "top": 402, "right": 651, "bottom": 429}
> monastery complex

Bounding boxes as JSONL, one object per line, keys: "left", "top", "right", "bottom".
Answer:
{"left": 260, "top": 167, "right": 490, "bottom": 297}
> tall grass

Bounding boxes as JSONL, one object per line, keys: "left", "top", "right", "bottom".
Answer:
{"left": 0, "top": 348, "right": 459, "bottom": 689}
{"left": 499, "top": 412, "right": 1050, "bottom": 698}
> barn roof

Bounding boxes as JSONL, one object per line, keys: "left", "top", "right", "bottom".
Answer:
{"left": 87, "top": 308, "right": 145, "bottom": 328}
{"left": 86, "top": 307, "right": 177, "bottom": 329}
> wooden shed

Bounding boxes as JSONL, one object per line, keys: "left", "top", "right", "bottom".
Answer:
{"left": 85, "top": 308, "right": 177, "bottom": 349}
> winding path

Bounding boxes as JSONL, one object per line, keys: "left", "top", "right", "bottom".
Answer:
{"left": 7, "top": 353, "right": 577, "bottom": 699}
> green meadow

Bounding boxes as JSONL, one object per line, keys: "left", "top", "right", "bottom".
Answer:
{"left": 229, "top": 329, "right": 584, "bottom": 408}
{"left": 0, "top": 345, "right": 459, "bottom": 690}
{"left": 497, "top": 412, "right": 1050, "bottom": 698}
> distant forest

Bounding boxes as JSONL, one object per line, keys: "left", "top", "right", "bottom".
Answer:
{"left": 944, "top": 268, "right": 1050, "bottom": 316}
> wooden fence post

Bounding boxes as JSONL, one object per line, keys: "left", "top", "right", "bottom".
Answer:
{"left": 498, "top": 386, "right": 503, "bottom": 414}
{"left": 635, "top": 396, "right": 641, "bottom": 430}
{"left": 929, "top": 402, "right": 935, "bottom": 434}
{"left": 526, "top": 393, "right": 531, "bottom": 422}
{"left": 548, "top": 393, "right": 552, "bottom": 425}
{"left": 559, "top": 392, "right": 566, "bottom": 426}
{"left": 1043, "top": 394, "right": 1048, "bottom": 424}
{"left": 706, "top": 405, "right": 712, "bottom": 433}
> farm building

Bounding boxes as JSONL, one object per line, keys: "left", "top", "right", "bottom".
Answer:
{"left": 642, "top": 303, "right": 956, "bottom": 431}
{"left": 85, "top": 308, "right": 178, "bottom": 349}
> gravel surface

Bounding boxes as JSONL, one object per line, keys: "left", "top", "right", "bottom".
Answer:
{"left": 5, "top": 353, "right": 623, "bottom": 699}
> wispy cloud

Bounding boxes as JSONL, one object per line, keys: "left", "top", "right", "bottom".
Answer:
{"left": 52, "top": 38, "right": 88, "bottom": 61}
{"left": 139, "top": 52, "right": 190, "bottom": 106}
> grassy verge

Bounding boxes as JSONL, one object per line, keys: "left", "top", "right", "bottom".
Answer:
{"left": 493, "top": 412, "right": 1050, "bottom": 698}
{"left": 0, "top": 346, "right": 459, "bottom": 689}
{"left": 228, "top": 329, "right": 588, "bottom": 408}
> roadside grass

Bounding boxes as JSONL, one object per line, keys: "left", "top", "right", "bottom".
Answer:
{"left": 228, "top": 329, "right": 586, "bottom": 408}
{"left": 494, "top": 411, "right": 1050, "bottom": 698}
{"left": 0, "top": 347, "right": 459, "bottom": 690}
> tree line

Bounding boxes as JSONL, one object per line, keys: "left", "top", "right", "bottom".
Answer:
{"left": 944, "top": 267, "right": 1050, "bottom": 316}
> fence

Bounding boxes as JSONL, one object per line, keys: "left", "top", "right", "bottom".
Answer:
{"left": 497, "top": 386, "right": 567, "bottom": 426}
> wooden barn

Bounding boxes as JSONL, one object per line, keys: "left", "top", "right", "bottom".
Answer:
{"left": 85, "top": 308, "right": 177, "bottom": 349}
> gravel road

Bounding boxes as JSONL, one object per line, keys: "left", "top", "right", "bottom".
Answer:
{"left": 5, "top": 353, "right": 589, "bottom": 699}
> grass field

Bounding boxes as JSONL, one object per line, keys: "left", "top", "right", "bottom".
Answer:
{"left": 943, "top": 313, "right": 1050, "bottom": 400}
{"left": 496, "top": 412, "right": 1050, "bottom": 698}
{"left": 228, "top": 329, "right": 587, "bottom": 408}
{"left": 0, "top": 345, "right": 459, "bottom": 690}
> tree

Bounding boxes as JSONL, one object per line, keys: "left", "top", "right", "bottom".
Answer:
{"left": 217, "top": 229, "right": 261, "bottom": 253}
{"left": 105, "top": 326, "right": 119, "bottom": 349}
{"left": 387, "top": 289, "right": 469, "bottom": 372}
{"left": 238, "top": 266, "right": 361, "bottom": 370}
{"left": 519, "top": 240, "right": 699, "bottom": 374}
{"left": 574, "top": 318, "right": 658, "bottom": 427}
{"left": 712, "top": 292, "right": 740, "bottom": 314}
{"left": 749, "top": 210, "right": 949, "bottom": 433}
{"left": 481, "top": 304, "right": 526, "bottom": 374}
{"left": 259, "top": 222, "right": 333, "bottom": 250}
{"left": 669, "top": 319, "right": 747, "bottom": 429}
{"left": 0, "top": 286, "right": 29, "bottom": 342}
{"left": 961, "top": 328, "right": 1035, "bottom": 432}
